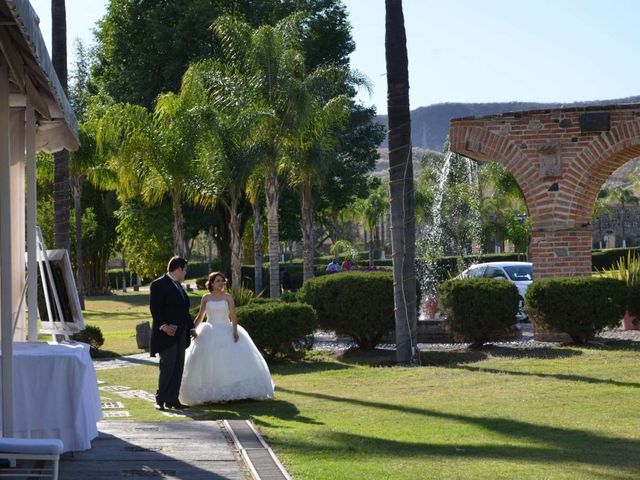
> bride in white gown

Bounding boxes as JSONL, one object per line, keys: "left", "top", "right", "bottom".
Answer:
{"left": 179, "top": 272, "right": 274, "bottom": 405}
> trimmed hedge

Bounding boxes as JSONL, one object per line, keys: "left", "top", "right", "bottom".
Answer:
{"left": 297, "top": 271, "right": 394, "bottom": 349}
{"left": 526, "top": 277, "right": 627, "bottom": 344}
{"left": 438, "top": 278, "right": 519, "bottom": 348}
{"left": 592, "top": 247, "right": 640, "bottom": 271}
{"left": 236, "top": 302, "right": 317, "bottom": 360}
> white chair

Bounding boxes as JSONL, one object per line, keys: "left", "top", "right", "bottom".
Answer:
{"left": 0, "top": 438, "right": 63, "bottom": 480}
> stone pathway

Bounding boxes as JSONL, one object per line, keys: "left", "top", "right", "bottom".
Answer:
{"left": 59, "top": 421, "right": 251, "bottom": 480}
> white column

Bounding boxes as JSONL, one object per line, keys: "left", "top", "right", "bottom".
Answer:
{"left": 26, "top": 99, "right": 37, "bottom": 341}
{"left": 0, "top": 61, "right": 15, "bottom": 436}
{"left": 10, "top": 108, "right": 25, "bottom": 341}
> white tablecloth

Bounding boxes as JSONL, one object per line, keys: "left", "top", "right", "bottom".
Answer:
{"left": 0, "top": 342, "right": 102, "bottom": 452}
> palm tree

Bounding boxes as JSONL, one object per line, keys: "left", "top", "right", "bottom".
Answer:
{"left": 181, "top": 59, "right": 265, "bottom": 287}
{"left": 52, "top": 0, "right": 70, "bottom": 249}
{"left": 287, "top": 94, "right": 350, "bottom": 281}
{"left": 247, "top": 169, "right": 265, "bottom": 295}
{"left": 210, "top": 14, "right": 313, "bottom": 297}
{"left": 352, "top": 187, "right": 389, "bottom": 267}
{"left": 385, "top": 0, "right": 418, "bottom": 365}
{"left": 97, "top": 94, "right": 208, "bottom": 257}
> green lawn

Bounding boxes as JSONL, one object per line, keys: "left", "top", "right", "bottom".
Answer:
{"left": 91, "top": 292, "right": 640, "bottom": 479}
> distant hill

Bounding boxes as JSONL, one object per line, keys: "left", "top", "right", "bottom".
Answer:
{"left": 374, "top": 96, "right": 640, "bottom": 185}
{"left": 376, "top": 95, "right": 640, "bottom": 150}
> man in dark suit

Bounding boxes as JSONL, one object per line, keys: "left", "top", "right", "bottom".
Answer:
{"left": 149, "top": 256, "right": 197, "bottom": 410}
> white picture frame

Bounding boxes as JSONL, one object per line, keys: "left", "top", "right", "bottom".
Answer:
{"left": 36, "top": 249, "right": 84, "bottom": 334}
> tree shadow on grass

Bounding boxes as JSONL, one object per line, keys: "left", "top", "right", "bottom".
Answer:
{"left": 455, "top": 365, "right": 640, "bottom": 389}
{"left": 187, "top": 398, "right": 323, "bottom": 428}
{"left": 276, "top": 387, "right": 640, "bottom": 475}
{"left": 591, "top": 339, "right": 640, "bottom": 352}
{"left": 333, "top": 348, "right": 398, "bottom": 367}
{"left": 271, "top": 359, "right": 355, "bottom": 376}
{"left": 422, "top": 346, "right": 581, "bottom": 367}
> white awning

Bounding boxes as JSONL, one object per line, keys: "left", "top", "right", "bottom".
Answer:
{"left": 3, "top": 0, "right": 79, "bottom": 152}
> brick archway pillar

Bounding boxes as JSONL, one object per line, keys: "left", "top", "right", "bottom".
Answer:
{"left": 449, "top": 104, "right": 640, "bottom": 340}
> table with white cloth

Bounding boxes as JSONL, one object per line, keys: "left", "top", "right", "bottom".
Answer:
{"left": 0, "top": 342, "right": 102, "bottom": 452}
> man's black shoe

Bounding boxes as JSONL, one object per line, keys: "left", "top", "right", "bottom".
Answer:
{"left": 167, "top": 401, "right": 189, "bottom": 410}
{"left": 154, "top": 402, "right": 166, "bottom": 411}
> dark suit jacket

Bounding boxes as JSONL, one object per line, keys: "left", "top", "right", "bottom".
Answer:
{"left": 149, "top": 274, "right": 195, "bottom": 356}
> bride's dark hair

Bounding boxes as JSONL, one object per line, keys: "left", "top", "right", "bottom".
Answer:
{"left": 205, "top": 272, "right": 227, "bottom": 292}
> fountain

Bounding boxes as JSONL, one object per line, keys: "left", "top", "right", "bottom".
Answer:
{"left": 416, "top": 149, "right": 482, "bottom": 324}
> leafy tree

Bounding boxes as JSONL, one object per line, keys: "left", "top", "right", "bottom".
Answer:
{"left": 93, "top": 0, "right": 354, "bottom": 108}
{"left": 97, "top": 93, "right": 214, "bottom": 257}
{"left": 115, "top": 200, "right": 174, "bottom": 279}
{"left": 315, "top": 103, "right": 385, "bottom": 245}
{"left": 385, "top": 0, "right": 417, "bottom": 364}
{"left": 93, "top": 0, "right": 220, "bottom": 108}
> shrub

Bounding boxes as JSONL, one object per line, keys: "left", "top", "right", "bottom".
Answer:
{"left": 438, "top": 278, "right": 519, "bottom": 349}
{"left": 627, "top": 284, "right": 640, "bottom": 326}
{"left": 72, "top": 325, "right": 105, "bottom": 357}
{"left": 297, "top": 271, "right": 394, "bottom": 349}
{"left": 236, "top": 302, "right": 317, "bottom": 360}
{"left": 230, "top": 286, "right": 255, "bottom": 307}
{"left": 280, "top": 290, "right": 298, "bottom": 303}
{"left": 194, "top": 276, "right": 208, "bottom": 290}
{"left": 526, "top": 277, "right": 627, "bottom": 344}
{"left": 600, "top": 251, "right": 640, "bottom": 287}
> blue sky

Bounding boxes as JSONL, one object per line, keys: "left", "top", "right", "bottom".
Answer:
{"left": 30, "top": 0, "right": 640, "bottom": 115}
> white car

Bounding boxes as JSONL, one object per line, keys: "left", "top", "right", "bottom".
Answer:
{"left": 455, "top": 261, "right": 533, "bottom": 321}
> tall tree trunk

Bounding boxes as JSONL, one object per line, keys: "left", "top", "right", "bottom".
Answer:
{"left": 228, "top": 196, "right": 242, "bottom": 289}
{"left": 171, "top": 191, "right": 186, "bottom": 257}
{"left": 380, "top": 211, "right": 386, "bottom": 253}
{"left": 214, "top": 204, "right": 232, "bottom": 279}
{"left": 52, "top": 0, "right": 70, "bottom": 250}
{"left": 300, "top": 181, "right": 315, "bottom": 282}
{"left": 207, "top": 226, "right": 213, "bottom": 272}
{"left": 252, "top": 198, "right": 263, "bottom": 295}
{"left": 386, "top": 0, "right": 417, "bottom": 365}
{"left": 265, "top": 169, "right": 280, "bottom": 298}
{"left": 70, "top": 175, "right": 85, "bottom": 309}
{"left": 369, "top": 227, "right": 375, "bottom": 267}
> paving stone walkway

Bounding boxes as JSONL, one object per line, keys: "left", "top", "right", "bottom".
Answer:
{"left": 59, "top": 421, "right": 251, "bottom": 480}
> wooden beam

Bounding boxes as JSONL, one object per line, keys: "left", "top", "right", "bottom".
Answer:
{"left": 0, "top": 29, "right": 24, "bottom": 90}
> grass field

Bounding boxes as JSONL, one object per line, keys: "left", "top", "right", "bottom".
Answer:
{"left": 91, "top": 291, "right": 640, "bottom": 479}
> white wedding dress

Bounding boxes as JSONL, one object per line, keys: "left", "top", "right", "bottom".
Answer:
{"left": 179, "top": 299, "right": 274, "bottom": 405}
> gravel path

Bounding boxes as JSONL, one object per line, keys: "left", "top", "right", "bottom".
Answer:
{"left": 93, "top": 325, "right": 640, "bottom": 369}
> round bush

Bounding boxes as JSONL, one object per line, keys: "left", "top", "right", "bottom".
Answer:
{"left": 438, "top": 278, "right": 519, "bottom": 349}
{"left": 526, "top": 276, "right": 627, "bottom": 344}
{"left": 236, "top": 302, "right": 317, "bottom": 360}
{"left": 72, "top": 324, "right": 105, "bottom": 357}
{"left": 297, "top": 271, "right": 394, "bottom": 349}
{"left": 627, "top": 284, "right": 640, "bottom": 326}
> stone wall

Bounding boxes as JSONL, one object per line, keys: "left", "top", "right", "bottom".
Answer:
{"left": 593, "top": 204, "right": 640, "bottom": 248}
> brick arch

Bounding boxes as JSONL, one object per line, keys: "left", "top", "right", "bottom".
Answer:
{"left": 449, "top": 123, "right": 583, "bottom": 235}
{"left": 449, "top": 104, "right": 640, "bottom": 285}
{"left": 571, "top": 119, "right": 640, "bottom": 220}
{"left": 449, "top": 125, "right": 537, "bottom": 206}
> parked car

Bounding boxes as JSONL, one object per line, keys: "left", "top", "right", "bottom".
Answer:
{"left": 454, "top": 261, "right": 533, "bottom": 321}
